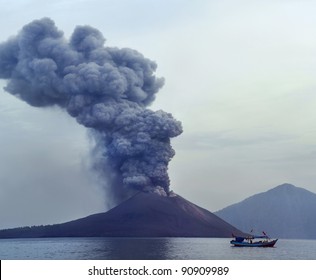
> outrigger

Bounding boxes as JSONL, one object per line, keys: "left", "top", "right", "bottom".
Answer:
{"left": 230, "top": 232, "right": 278, "bottom": 247}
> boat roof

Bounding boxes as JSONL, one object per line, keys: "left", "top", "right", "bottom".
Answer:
{"left": 252, "top": 235, "right": 269, "bottom": 238}
{"left": 234, "top": 235, "right": 269, "bottom": 239}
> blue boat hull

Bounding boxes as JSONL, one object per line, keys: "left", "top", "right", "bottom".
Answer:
{"left": 230, "top": 239, "right": 278, "bottom": 247}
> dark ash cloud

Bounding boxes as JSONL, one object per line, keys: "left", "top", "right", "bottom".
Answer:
{"left": 0, "top": 18, "right": 182, "bottom": 203}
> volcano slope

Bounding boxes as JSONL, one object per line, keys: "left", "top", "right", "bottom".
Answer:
{"left": 0, "top": 192, "right": 243, "bottom": 238}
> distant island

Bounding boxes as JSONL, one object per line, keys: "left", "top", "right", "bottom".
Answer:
{"left": 215, "top": 183, "right": 316, "bottom": 239}
{"left": 0, "top": 192, "right": 243, "bottom": 238}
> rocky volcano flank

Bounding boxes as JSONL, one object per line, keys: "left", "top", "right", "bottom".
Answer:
{"left": 0, "top": 192, "right": 243, "bottom": 238}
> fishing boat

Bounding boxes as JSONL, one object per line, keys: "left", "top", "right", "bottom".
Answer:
{"left": 230, "top": 233, "right": 278, "bottom": 247}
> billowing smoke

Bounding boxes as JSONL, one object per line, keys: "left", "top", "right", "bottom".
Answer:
{"left": 0, "top": 18, "right": 182, "bottom": 203}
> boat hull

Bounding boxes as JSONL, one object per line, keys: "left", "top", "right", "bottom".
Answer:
{"left": 230, "top": 239, "right": 278, "bottom": 247}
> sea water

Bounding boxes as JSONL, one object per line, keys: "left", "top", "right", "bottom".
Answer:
{"left": 0, "top": 237, "right": 315, "bottom": 260}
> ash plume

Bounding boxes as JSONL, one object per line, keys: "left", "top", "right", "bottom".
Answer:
{"left": 0, "top": 18, "right": 182, "bottom": 203}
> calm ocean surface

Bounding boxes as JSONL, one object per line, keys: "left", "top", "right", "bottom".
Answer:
{"left": 0, "top": 237, "right": 315, "bottom": 260}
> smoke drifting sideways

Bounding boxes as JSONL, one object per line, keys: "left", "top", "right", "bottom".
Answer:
{"left": 0, "top": 18, "right": 182, "bottom": 204}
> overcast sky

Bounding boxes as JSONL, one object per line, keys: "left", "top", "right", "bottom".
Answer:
{"left": 1, "top": 0, "right": 316, "bottom": 229}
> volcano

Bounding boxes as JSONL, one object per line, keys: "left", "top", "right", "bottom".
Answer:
{"left": 0, "top": 192, "right": 243, "bottom": 238}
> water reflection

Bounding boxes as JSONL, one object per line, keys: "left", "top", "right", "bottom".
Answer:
{"left": 81, "top": 238, "right": 172, "bottom": 260}
{"left": 82, "top": 237, "right": 231, "bottom": 260}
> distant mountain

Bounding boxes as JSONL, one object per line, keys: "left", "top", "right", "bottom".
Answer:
{"left": 215, "top": 183, "right": 316, "bottom": 239}
{"left": 0, "top": 192, "right": 243, "bottom": 238}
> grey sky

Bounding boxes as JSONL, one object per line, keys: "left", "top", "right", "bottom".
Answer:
{"left": 1, "top": 0, "right": 316, "bottom": 228}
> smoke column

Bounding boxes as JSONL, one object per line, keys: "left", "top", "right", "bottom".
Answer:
{"left": 0, "top": 18, "right": 182, "bottom": 203}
